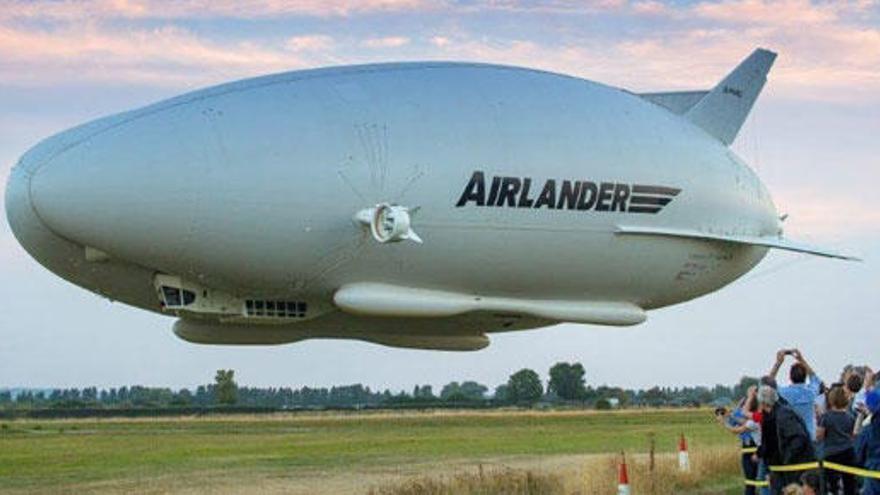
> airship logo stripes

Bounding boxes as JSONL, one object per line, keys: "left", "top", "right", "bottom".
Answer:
{"left": 455, "top": 171, "right": 680, "bottom": 215}
{"left": 628, "top": 185, "right": 681, "bottom": 214}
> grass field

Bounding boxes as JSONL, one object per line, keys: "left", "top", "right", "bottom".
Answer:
{"left": 0, "top": 408, "right": 745, "bottom": 494}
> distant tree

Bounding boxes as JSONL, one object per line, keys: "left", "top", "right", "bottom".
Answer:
{"left": 458, "top": 381, "right": 488, "bottom": 400}
{"left": 440, "top": 382, "right": 461, "bottom": 400}
{"left": 82, "top": 387, "right": 98, "bottom": 403}
{"left": 642, "top": 386, "right": 667, "bottom": 407}
{"left": 194, "top": 385, "right": 210, "bottom": 406}
{"left": 696, "top": 387, "right": 714, "bottom": 405}
{"left": 413, "top": 385, "right": 434, "bottom": 400}
{"left": 712, "top": 384, "right": 733, "bottom": 401}
{"left": 548, "top": 362, "right": 587, "bottom": 401}
{"left": 595, "top": 398, "right": 612, "bottom": 410}
{"left": 507, "top": 369, "right": 543, "bottom": 405}
{"left": 493, "top": 384, "right": 510, "bottom": 403}
{"left": 732, "top": 376, "right": 760, "bottom": 399}
{"left": 117, "top": 386, "right": 130, "bottom": 406}
{"left": 440, "top": 381, "right": 487, "bottom": 401}
{"left": 171, "top": 389, "right": 193, "bottom": 406}
{"left": 214, "top": 370, "right": 238, "bottom": 405}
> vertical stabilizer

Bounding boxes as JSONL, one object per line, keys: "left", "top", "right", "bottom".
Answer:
{"left": 685, "top": 48, "right": 776, "bottom": 145}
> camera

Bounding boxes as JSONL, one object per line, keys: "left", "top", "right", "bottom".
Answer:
{"left": 714, "top": 406, "right": 728, "bottom": 417}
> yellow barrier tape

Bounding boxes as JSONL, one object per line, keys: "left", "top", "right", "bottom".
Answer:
{"left": 824, "top": 462, "right": 880, "bottom": 480}
{"left": 744, "top": 479, "right": 770, "bottom": 487}
{"left": 741, "top": 447, "right": 758, "bottom": 454}
{"left": 768, "top": 462, "right": 819, "bottom": 472}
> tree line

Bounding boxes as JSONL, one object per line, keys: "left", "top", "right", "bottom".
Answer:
{"left": 0, "top": 363, "right": 759, "bottom": 411}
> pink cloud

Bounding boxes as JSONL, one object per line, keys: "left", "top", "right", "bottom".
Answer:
{"left": 631, "top": 1, "right": 672, "bottom": 15}
{"left": 772, "top": 188, "right": 880, "bottom": 240}
{"left": 0, "top": 0, "right": 876, "bottom": 103}
{"left": 286, "top": 35, "right": 335, "bottom": 52}
{"left": 361, "top": 36, "right": 411, "bottom": 48}
{"left": 429, "top": 35, "right": 451, "bottom": 47}
{"left": 0, "top": 0, "right": 433, "bottom": 20}
{"left": 692, "top": 0, "right": 840, "bottom": 26}
{"left": 0, "top": 24, "right": 315, "bottom": 87}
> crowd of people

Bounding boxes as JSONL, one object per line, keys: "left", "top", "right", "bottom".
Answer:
{"left": 716, "top": 349, "right": 880, "bottom": 495}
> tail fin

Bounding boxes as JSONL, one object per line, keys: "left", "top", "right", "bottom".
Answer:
{"left": 685, "top": 48, "right": 777, "bottom": 145}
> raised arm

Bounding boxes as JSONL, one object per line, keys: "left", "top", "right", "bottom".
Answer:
{"left": 793, "top": 349, "right": 816, "bottom": 378}
{"left": 769, "top": 350, "right": 786, "bottom": 380}
{"left": 743, "top": 385, "right": 758, "bottom": 413}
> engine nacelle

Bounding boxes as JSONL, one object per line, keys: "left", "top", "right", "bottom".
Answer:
{"left": 354, "top": 203, "right": 422, "bottom": 244}
{"left": 173, "top": 318, "right": 488, "bottom": 350}
{"left": 153, "top": 274, "right": 320, "bottom": 324}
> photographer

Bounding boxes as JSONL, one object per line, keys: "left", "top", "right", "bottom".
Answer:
{"left": 758, "top": 385, "right": 816, "bottom": 494}
{"left": 717, "top": 386, "right": 767, "bottom": 495}
{"left": 769, "top": 349, "right": 823, "bottom": 441}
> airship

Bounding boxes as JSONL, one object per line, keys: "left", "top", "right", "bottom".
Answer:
{"left": 5, "top": 48, "right": 856, "bottom": 351}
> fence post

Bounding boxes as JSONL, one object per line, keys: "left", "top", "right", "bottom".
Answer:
{"left": 649, "top": 432, "right": 656, "bottom": 494}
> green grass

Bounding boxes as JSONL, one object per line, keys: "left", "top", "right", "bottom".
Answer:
{"left": 0, "top": 409, "right": 741, "bottom": 493}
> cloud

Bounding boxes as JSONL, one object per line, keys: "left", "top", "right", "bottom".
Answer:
{"left": 630, "top": 1, "right": 672, "bottom": 16}
{"left": 0, "top": 0, "right": 641, "bottom": 21}
{"left": 773, "top": 188, "right": 880, "bottom": 240}
{"left": 0, "top": 0, "right": 433, "bottom": 20}
{"left": 286, "top": 35, "right": 335, "bottom": 52}
{"left": 361, "top": 36, "right": 410, "bottom": 48}
{"left": 604, "top": 24, "right": 880, "bottom": 99}
{"left": 0, "top": 24, "right": 314, "bottom": 87}
{"left": 429, "top": 35, "right": 451, "bottom": 47}
{"left": 692, "top": 0, "right": 840, "bottom": 26}
{"left": 453, "top": 0, "right": 627, "bottom": 14}
{"left": 0, "top": 0, "right": 877, "bottom": 102}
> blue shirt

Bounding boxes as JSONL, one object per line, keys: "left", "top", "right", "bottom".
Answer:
{"left": 730, "top": 408, "right": 755, "bottom": 445}
{"left": 855, "top": 423, "right": 880, "bottom": 494}
{"left": 779, "top": 374, "right": 821, "bottom": 441}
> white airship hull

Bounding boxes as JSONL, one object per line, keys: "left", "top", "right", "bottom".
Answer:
{"left": 6, "top": 52, "right": 852, "bottom": 349}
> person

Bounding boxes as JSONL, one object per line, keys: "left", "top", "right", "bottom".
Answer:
{"left": 855, "top": 389, "right": 880, "bottom": 495}
{"left": 818, "top": 385, "right": 856, "bottom": 495}
{"left": 758, "top": 385, "right": 816, "bottom": 494}
{"left": 762, "top": 375, "right": 780, "bottom": 392}
{"left": 846, "top": 372, "right": 863, "bottom": 401}
{"left": 769, "top": 349, "right": 822, "bottom": 441}
{"left": 842, "top": 366, "right": 864, "bottom": 414}
{"left": 853, "top": 366, "right": 875, "bottom": 414}
{"left": 717, "top": 386, "right": 765, "bottom": 495}
{"left": 781, "top": 484, "right": 803, "bottom": 495}
{"left": 814, "top": 382, "right": 828, "bottom": 420}
{"left": 799, "top": 471, "right": 821, "bottom": 495}
{"left": 758, "top": 385, "right": 782, "bottom": 489}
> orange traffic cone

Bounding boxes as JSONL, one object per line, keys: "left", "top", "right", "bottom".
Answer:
{"left": 678, "top": 433, "right": 690, "bottom": 472}
{"left": 618, "top": 452, "right": 631, "bottom": 495}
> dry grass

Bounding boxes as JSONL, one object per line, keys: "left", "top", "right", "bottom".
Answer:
{"left": 366, "top": 467, "right": 566, "bottom": 495}
{"left": 371, "top": 446, "right": 741, "bottom": 495}
{"left": 2, "top": 407, "right": 712, "bottom": 425}
{"left": 581, "top": 447, "right": 740, "bottom": 494}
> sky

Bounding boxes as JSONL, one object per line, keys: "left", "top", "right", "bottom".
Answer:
{"left": 0, "top": 0, "right": 878, "bottom": 392}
